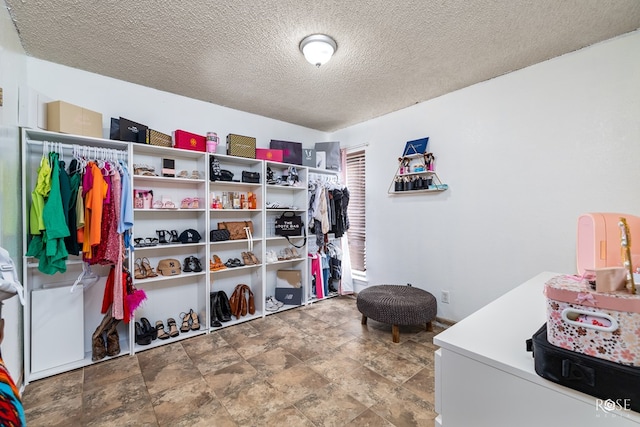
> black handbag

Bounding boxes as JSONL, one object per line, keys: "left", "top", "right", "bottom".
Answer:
{"left": 210, "top": 229, "right": 231, "bottom": 242}
{"left": 274, "top": 211, "right": 306, "bottom": 248}
{"left": 241, "top": 171, "right": 260, "bottom": 184}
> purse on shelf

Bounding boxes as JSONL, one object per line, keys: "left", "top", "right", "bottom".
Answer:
{"left": 157, "top": 258, "right": 181, "bottom": 276}
{"left": 229, "top": 284, "right": 255, "bottom": 318}
{"left": 274, "top": 211, "right": 306, "bottom": 248}
{"left": 134, "top": 189, "right": 153, "bottom": 209}
{"left": 218, "top": 221, "right": 254, "bottom": 240}
{"left": 241, "top": 171, "right": 260, "bottom": 184}
{"left": 210, "top": 229, "right": 231, "bottom": 242}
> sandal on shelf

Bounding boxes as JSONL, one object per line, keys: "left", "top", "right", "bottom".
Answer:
{"left": 153, "top": 200, "right": 164, "bottom": 209}
{"left": 169, "top": 230, "right": 179, "bottom": 243}
{"left": 134, "top": 238, "right": 147, "bottom": 248}
{"left": 134, "top": 258, "right": 146, "bottom": 279}
{"left": 142, "top": 257, "right": 158, "bottom": 277}
{"left": 241, "top": 252, "right": 253, "bottom": 265}
{"left": 157, "top": 230, "right": 170, "bottom": 244}
{"left": 189, "top": 309, "right": 200, "bottom": 330}
{"left": 192, "top": 257, "right": 203, "bottom": 272}
{"left": 183, "top": 257, "right": 193, "bottom": 273}
{"left": 181, "top": 198, "right": 193, "bottom": 209}
{"left": 248, "top": 251, "right": 261, "bottom": 265}
{"left": 167, "top": 318, "right": 180, "bottom": 337}
{"left": 189, "top": 170, "right": 202, "bottom": 180}
{"left": 177, "top": 170, "right": 189, "bottom": 179}
{"left": 145, "top": 237, "right": 159, "bottom": 247}
{"left": 289, "top": 247, "right": 300, "bottom": 259}
{"left": 210, "top": 254, "right": 227, "bottom": 271}
{"left": 179, "top": 312, "right": 191, "bottom": 333}
{"left": 156, "top": 320, "right": 170, "bottom": 340}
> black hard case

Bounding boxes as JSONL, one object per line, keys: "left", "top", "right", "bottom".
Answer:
{"left": 527, "top": 324, "right": 640, "bottom": 413}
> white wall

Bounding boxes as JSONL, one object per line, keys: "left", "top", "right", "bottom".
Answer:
{"left": 332, "top": 30, "right": 640, "bottom": 322}
{"left": 26, "top": 59, "right": 328, "bottom": 146}
{"left": 0, "top": 4, "right": 27, "bottom": 383}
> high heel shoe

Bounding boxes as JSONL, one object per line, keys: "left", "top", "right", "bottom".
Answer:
{"left": 134, "top": 258, "right": 146, "bottom": 280}
{"left": 106, "top": 319, "right": 121, "bottom": 356}
{"left": 167, "top": 318, "right": 180, "bottom": 337}
{"left": 141, "top": 257, "right": 158, "bottom": 277}
{"left": 179, "top": 312, "right": 191, "bottom": 333}
{"left": 156, "top": 320, "right": 170, "bottom": 340}
{"left": 189, "top": 309, "right": 200, "bottom": 330}
{"left": 248, "top": 251, "right": 260, "bottom": 265}
{"left": 135, "top": 321, "right": 152, "bottom": 345}
{"left": 241, "top": 252, "right": 253, "bottom": 265}
{"left": 169, "top": 230, "right": 179, "bottom": 243}
{"left": 140, "top": 317, "right": 157, "bottom": 340}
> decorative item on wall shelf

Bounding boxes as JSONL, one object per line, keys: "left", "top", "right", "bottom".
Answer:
{"left": 388, "top": 138, "right": 448, "bottom": 195}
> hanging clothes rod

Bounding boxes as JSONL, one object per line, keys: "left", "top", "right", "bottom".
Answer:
{"left": 26, "top": 139, "right": 128, "bottom": 154}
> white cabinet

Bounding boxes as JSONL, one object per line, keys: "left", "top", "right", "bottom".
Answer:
{"left": 434, "top": 272, "right": 640, "bottom": 427}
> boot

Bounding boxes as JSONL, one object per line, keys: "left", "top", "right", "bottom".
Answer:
{"left": 91, "top": 312, "right": 113, "bottom": 361}
{"left": 210, "top": 292, "right": 222, "bottom": 327}
{"left": 218, "top": 290, "right": 232, "bottom": 322}
{"left": 105, "top": 319, "right": 121, "bottom": 357}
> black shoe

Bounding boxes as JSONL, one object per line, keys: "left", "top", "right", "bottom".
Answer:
{"left": 210, "top": 292, "right": 222, "bottom": 327}
{"left": 156, "top": 230, "right": 169, "bottom": 244}
{"left": 218, "top": 290, "right": 232, "bottom": 322}
{"left": 192, "top": 257, "right": 203, "bottom": 272}
{"left": 183, "top": 257, "right": 193, "bottom": 272}
{"left": 140, "top": 317, "right": 157, "bottom": 340}
{"left": 135, "top": 321, "right": 152, "bottom": 345}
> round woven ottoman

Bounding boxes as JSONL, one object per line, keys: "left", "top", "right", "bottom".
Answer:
{"left": 357, "top": 284, "right": 437, "bottom": 343}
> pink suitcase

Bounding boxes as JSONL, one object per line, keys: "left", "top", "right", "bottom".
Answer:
{"left": 544, "top": 275, "right": 640, "bottom": 366}
{"left": 577, "top": 212, "right": 640, "bottom": 275}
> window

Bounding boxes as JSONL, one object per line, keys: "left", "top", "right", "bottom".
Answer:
{"left": 345, "top": 150, "right": 366, "bottom": 273}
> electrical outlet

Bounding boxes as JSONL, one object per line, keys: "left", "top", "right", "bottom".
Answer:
{"left": 441, "top": 290, "right": 450, "bottom": 304}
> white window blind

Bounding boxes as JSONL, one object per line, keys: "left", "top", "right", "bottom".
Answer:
{"left": 346, "top": 150, "right": 366, "bottom": 272}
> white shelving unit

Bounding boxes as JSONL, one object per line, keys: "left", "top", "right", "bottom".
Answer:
{"left": 21, "top": 129, "right": 345, "bottom": 381}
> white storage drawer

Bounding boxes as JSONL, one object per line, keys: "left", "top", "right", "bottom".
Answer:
{"left": 31, "top": 286, "right": 84, "bottom": 372}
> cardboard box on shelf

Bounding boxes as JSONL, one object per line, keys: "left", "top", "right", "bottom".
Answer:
{"left": 47, "top": 101, "right": 103, "bottom": 138}
{"left": 277, "top": 269, "right": 302, "bottom": 288}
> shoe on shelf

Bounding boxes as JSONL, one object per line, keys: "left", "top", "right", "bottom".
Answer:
{"left": 156, "top": 230, "right": 170, "bottom": 244}
{"left": 156, "top": 320, "right": 170, "bottom": 340}
{"left": 241, "top": 252, "right": 253, "bottom": 265}
{"left": 141, "top": 257, "right": 158, "bottom": 277}
{"left": 134, "top": 258, "right": 146, "bottom": 280}
{"left": 135, "top": 321, "right": 152, "bottom": 346}
{"left": 179, "top": 312, "right": 191, "bottom": 333}
{"left": 140, "top": 317, "right": 157, "bottom": 340}
{"left": 183, "top": 257, "right": 193, "bottom": 273}
{"left": 218, "top": 290, "right": 233, "bottom": 322}
{"left": 192, "top": 257, "right": 203, "bottom": 272}
{"left": 169, "top": 230, "right": 179, "bottom": 243}
{"left": 167, "top": 318, "right": 180, "bottom": 337}
{"left": 248, "top": 251, "right": 260, "bottom": 265}
{"left": 210, "top": 254, "right": 227, "bottom": 271}
{"left": 288, "top": 247, "right": 300, "bottom": 259}
{"left": 209, "top": 292, "right": 223, "bottom": 327}
{"left": 265, "top": 296, "right": 281, "bottom": 312}
{"left": 189, "top": 309, "right": 200, "bottom": 330}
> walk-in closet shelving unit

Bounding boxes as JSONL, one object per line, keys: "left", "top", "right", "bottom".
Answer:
{"left": 21, "top": 128, "right": 132, "bottom": 383}
{"left": 307, "top": 167, "right": 342, "bottom": 304}
{"left": 263, "top": 161, "right": 309, "bottom": 314}
{"left": 130, "top": 144, "right": 209, "bottom": 350}
{"left": 208, "top": 153, "right": 264, "bottom": 328}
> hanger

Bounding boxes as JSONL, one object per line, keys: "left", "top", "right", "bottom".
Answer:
{"left": 70, "top": 261, "right": 99, "bottom": 293}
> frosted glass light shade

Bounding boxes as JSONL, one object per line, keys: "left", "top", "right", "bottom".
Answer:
{"left": 300, "top": 34, "right": 337, "bottom": 67}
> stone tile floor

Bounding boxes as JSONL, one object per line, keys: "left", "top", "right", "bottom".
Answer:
{"left": 23, "top": 295, "right": 443, "bottom": 426}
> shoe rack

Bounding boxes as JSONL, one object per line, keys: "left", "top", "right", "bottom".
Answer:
{"left": 21, "top": 129, "right": 343, "bottom": 382}
{"left": 130, "top": 143, "right": 209, "bottom": 353}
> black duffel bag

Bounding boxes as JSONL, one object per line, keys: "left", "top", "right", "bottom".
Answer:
{"left": 242, "top": 171, "right": 260, "bottom": 184}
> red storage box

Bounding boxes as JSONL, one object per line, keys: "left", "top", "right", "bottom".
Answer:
{"left": 173, "top": 130, "right": 206, "bottom": 152}
{"left": 256, "top": 148, "right": 284, "bottom": 162}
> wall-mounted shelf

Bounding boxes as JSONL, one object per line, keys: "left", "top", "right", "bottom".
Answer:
{"left": 388, "top": 152, "right": 448, "bottom": 195}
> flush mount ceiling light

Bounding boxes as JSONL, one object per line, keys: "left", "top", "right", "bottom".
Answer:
{"left": 299, "top": 34, "right": 337, "bottom": 67}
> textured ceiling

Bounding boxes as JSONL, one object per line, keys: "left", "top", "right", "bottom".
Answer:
{"left": 4, "top": 0, "right": 640, "bottom": 132}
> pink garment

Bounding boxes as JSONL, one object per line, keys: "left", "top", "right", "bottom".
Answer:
{"left": 309, "top": 253, "right": 324, "bottom": 299}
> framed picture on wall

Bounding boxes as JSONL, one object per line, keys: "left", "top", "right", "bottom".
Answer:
{"left": 402, "top": 137, "right": 429, "bottom": 156}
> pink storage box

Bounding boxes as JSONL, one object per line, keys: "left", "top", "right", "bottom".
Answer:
{"left": 173, "top": 130, "right": 206, "bottom": 152}
{"left": 544, "top": 275, "right": 640, "bottom": 366}
{"left": 577, "top": 212, "right": 640, "bottom": 275}
{"left": 256, "top": 148, "right": 284, "bottom": 162}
